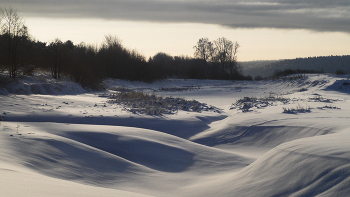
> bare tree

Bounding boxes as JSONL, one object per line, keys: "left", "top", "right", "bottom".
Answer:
{"left": 1, "top": 8, "right": 28, "bottom": 79}
{"left": 99, "top": 35, "right": 125, "bottom": 78}
{"left": 193, "top": 38, "right": 214, "bottom": 62}
{"left": 214, "top": 37, "right": 232, "bottom": 64}
{"left": 101, "top": 35, "right": 123, "bottom": 51}
{"left": 213, "top": 37, "right": 240, "bottom": 76}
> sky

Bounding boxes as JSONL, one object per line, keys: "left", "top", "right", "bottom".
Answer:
{"left": 1, "top": 0, "right": 350, "bottom": 61}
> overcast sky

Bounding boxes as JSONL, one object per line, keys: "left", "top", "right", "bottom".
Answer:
{"left": 1, "top": 0, "right": 350, "bottom": 61}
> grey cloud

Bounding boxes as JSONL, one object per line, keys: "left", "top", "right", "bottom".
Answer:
{"left": 1, "top": 0, "right": 349, "bottom": 33}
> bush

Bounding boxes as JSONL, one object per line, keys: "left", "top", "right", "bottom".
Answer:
{"left": 273, "top": 69, "right": 321, "bottom": 78}
{"left": 254, "top": 76, "right": 264, "bottom": 81}
{"left": 21, "top": 65, "right": 35, "bottom": 76}
{"left": 335, "top": 69, "right": 346, "bottom": 75}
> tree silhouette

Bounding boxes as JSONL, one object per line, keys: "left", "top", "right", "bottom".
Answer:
{"left": 193, "top": 38, "right": 214, "bottom": 62}
{"left": 1, "top": 8, "right": 29, "bottom": 79}
{"left": 47, "top": 39, "right": 65, "bottom": 79}
{"left": 193, "top": 37, "right": 241, "bottom": 79}
{"left": 213, "top": 37, "right": 240, "bottom": 76}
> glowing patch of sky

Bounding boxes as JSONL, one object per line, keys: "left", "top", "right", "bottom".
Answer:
{"left": 25, "top": 17, "right": 350, "bottom": 61}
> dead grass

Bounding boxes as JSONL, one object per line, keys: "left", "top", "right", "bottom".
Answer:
{"left": 231, "top": 94, "right": 290, "bottom": 112}
{"left": 283, "top": 104, "right": 311, "bottom": 114}
{"left": 108, "top": 91, "right": 219, "bottom": 115}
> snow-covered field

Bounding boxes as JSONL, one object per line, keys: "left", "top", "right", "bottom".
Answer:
{"left": 1, "top": 73, "right": 350, "bottom": 196}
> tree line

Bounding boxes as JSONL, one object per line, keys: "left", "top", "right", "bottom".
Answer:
{"left": 257, "top": 55, "right": 350, "bottom": 78}
{"left": 0, "top": 8, "right": 250, "bottom": 89}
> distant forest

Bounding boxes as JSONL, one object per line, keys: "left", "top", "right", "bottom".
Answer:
{"left": 0, "top": 8, "right": 250, "bottom": 89}
{"left": 241, "top": 55, "right": 350, "bottom": 78}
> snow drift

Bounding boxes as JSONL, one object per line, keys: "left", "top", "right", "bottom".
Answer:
{"left": 1, "top": 73, "right": 350, "bottom": 196}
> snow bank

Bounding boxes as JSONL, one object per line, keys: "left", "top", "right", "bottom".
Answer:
{"left": 0, "top": 72, "right": 87, "bottom": 95}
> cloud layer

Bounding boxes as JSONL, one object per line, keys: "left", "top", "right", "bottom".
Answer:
{"left": 1, "top": 0, "right": 350, "bottom": 33}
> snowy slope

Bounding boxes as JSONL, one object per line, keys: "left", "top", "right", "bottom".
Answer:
{"left": 0, "top": 72, "right": 87, "bottom": 95}
{"left": 1, "top": 73, "right": 350, "bottom": 196}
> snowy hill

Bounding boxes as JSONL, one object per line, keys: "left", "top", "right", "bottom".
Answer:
{"left": 1, "top": 73, "right": 350, "bottom": 196}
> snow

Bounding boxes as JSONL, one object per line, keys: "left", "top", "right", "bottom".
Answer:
{"left": 1, "top": 73, "right": 350, "bottom": 196}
